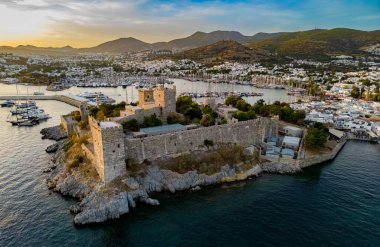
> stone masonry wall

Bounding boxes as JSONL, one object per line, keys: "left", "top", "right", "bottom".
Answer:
{"left": 297, "top": 139, "right": 347, "bottom": 168}
{"left": 125, "top": 117, "right": 276, "bottom": 163}
{"left": 113, "top": 107, "right": 162, "bottom": 124}
{"left": 89, "top": 116, "right": 126, "bottom": 185}
{"left": 89, "top": 117, "right": 106, "bottom": 182}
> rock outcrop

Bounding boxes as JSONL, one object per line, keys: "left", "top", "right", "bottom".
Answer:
{"left": 46, "top": 143, "right": 59, "bottom": 153}
{"left": 41, "top": 126, "right": 67, "bottom": 141}
{"left": 259, "top": 162, "right": 301, "bottom": 174}
{"left": 47, "top": 153, "right": 263, "bottom": 225}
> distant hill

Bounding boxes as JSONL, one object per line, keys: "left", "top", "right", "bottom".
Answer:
{"left": 167, "top": 40, "right": 270, "bottom": 64}
{"left": 1, "top": 28, "right": 378, "bottom": 59}
{"left": 0, "top": 45, "right": 76, "bottom": 56}
{"left": 0, "top": 30, "right": 283, "bottom": 55}
{"left": 79, "top": 37, "right": 152, "bottom": 53}
{"left": 249, "top": 28, "right": 380, "bottom": 59}
{"left": 153, "top": 31, "right": 283, "bottom": 51}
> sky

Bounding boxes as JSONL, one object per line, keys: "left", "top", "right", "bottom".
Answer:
{"left": 0, "top": 0, "right": 379, "bottom": 48}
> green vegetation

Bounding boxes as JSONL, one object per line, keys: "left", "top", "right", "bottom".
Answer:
{"left": 67, "top": 155, "right": 84, "bottom": 171}
{"left": 351, "top": 85, "right": 361, "bottom": 99}
{"left": 63, "top": 139, "right": 74, "bottom": 152}
{"left": 176, "top": 96, "right": 218, "bottom": 126}
{"left": 167, "top": 112, "right": 187, "bottom": 124}
{"left": 121, "top": 114, "right": 162, "bottom": 132}
{"left": 78, "top": 120, "right": 88, "bottom": 130}
{"left": 304, "top": 123, "right": 329, "bottom": 149}
{"left": 225, "top": 96, "right": 305, "bottom": 124}
{"left": 89, "top": 102, "right": 126, "bottom": 120}
{"left": 351, "top": 84, "right": 380, "bottom": 102}
{"left": 249, "top": 28, "right": 380, "bottom": 60}
{"left": 200, "top": 114, "right": 215, "bottom": 126}
{"left": 169, "top": 40, "right": 269, "bottom": 64}
{"left": 158, "top": 144, "right": 252, "bottom": 175}
{"left": 142, "top": 114, "right": 163, "bottom": 128}
{"left": 232, "top": 110, "right": 256, "bottom": 122}
{"left": 72, "top": 111, "right": 81, "bottom": 122}
{"left": 121, "top": 119, "right": 139, "bottom": 132}
{"left": 176, "top": 96, "right": 203, "bottom": 121}
{"left": 252, "top": 100, "right": 305, "bottom": 124}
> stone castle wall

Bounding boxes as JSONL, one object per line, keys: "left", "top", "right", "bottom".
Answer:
{"left": 114, "top": 107, "right": 162, "bottom": 124}
{"left": 89, "top": 117, "right": 126, "bottom": 185}
{"left": 125, "top": 117, "right": 277, "bottom": 163}
{"left": 89, "top": 116, "right": 277, "bottom": 185}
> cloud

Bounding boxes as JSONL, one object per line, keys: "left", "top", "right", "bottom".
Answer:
{"left": 0, "top": 0, "right": 378, "bottom": 47}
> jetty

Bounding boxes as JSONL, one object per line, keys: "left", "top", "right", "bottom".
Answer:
{"left": 0, "top": 94, "right": 96, "bottom": 108}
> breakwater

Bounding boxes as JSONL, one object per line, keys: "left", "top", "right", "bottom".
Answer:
{"left": 298, "top": 140, "right": 347, "bottom": 168}
{"left": 0, "top": 94, "right": 90, "bottom": 108}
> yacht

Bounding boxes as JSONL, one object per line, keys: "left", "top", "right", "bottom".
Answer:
{"left": 0, "top": 100, "right": 15, "bottom": 107}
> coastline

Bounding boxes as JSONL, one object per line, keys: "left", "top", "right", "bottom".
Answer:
{"left": 42, "top": 126, "right": 348, "bottom": 225}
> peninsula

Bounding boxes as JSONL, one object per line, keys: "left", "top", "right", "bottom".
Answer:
{"left": 43, "top": 84, "right": 346, "bottom": 224}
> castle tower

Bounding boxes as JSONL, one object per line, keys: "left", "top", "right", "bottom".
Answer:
{"left": 89, "top": 117, "right": 126, "bottom": 185}
{"left": 154, "top": 84, "right": 176, "bottom": 122}
{"left": 79, "top": 101, "right": 89, "bottom": 122}
{"left": 138, "top": 88, "right": 155, "bottom": 109}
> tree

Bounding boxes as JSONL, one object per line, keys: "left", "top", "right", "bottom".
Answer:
{"left": 351, "top": 86, "right": 360, "bottom": 99}
{"left": 225, "top": 95, "right": 242, "bottom": 107}
{"left": 292, "top": 110, "right": 306, "bottom": 124}
{"left": 142, "top": 114, "right": 163, "bottom": 128}
{"left": 200, "top": 114, "right": 214, "bottom": 127}
{"left": 236, "top": 99, "right": 250, "bottom": 112}
{"left": 176, "top": 96, "right": 202, "bottom": 121}
{"left": 167, "top": 112, "right": 186, "bottom": 124}
{"left": 304, "top": 123, "right": 329, "bottom": 149}
{"left": 96, "top": 111, "right": 106, "bottom": 121}
{"left": 176, "top": 96, "right": 193, "bottom": 113}
{"left": 186, "top": 103, "right": 203, "bottom": 120}
{"left": 122, "top": 119, "right": 139, "bottom": 132}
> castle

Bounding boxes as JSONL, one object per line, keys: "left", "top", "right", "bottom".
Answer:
{"left": 114, "top": 84, "right": 176, "bottom": 124}
{"left": 73, "top": 85, "right": 278, "bottom": 186}
{"left": 85, "top": 116, "right": 277, "bottom": 185}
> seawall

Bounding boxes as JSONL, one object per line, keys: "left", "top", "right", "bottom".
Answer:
{"left": 298, "top": 139, "right": 347, "bottom": 168}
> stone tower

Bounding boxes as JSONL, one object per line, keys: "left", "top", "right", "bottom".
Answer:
{"left": 154, "top": 84, "right": 176, "bottom": 121}
{"left": 138, "top": 88, "right": 155, "bottom": 108}
{"left": 79, "top": 101, "right": 89, "bottom": 122}
{"left": 89, "top": 117, "right": 126, "bottom": 185}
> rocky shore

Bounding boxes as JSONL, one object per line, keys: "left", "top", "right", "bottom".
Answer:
{"left": 46, "top": 146, "right": 262, "bottom": 224}
{"left": 42, "top": 126, "right": 346, "bottom": 225}
{"left": 40, "top": 126, "right": 67, "bottom": 141}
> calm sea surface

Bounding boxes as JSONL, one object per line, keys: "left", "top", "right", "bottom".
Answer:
{"left": 0, "top": 84, "right": 380, "bottom": 246}
{"left": 0, "top": 78, "right": 296, "bottom": 105}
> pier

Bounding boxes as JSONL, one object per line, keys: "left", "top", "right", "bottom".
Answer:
{"left": 0, "top": 95, "right": 95, "bottom": 108}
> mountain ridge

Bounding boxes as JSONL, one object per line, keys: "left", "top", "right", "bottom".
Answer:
{"left": 1, "top": 28, "right": 379, "bottom": 59}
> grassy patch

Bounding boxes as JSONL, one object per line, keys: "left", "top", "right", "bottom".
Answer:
{"left": 157, "top": 144, "right": 252, "bottom": 175}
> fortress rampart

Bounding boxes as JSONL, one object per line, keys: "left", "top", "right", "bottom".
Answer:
{"left": 125, "top": 117, "right": 277, "bottom": 163}
{"left": 88, "top": 116, "right": 278, "bottom": 185}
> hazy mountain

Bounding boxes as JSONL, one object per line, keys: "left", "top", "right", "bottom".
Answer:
{"left": 79, "top": 37, "right": 152, "bottom": 53}
{"left": 0, "top": 30, "right": 283, "bottom": 55}
{"left": 1, "top": 28, "right": 378, "bottom": 59}
{"left": 167, "top": 40, "right": 270, "bottom": 64}
{"left": 0, "top": 45, "right": 76, "bottom": 56}
{"left": 249, "top": 28, "right": 380, "bottom": 59}
{"left": 153, "top": 30, "right": 284, "bottom": 51}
